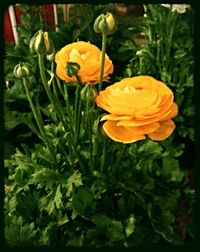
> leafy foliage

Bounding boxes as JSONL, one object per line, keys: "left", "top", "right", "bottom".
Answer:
{"left": 4, "top": 3, "right": 194, "bottom": 248}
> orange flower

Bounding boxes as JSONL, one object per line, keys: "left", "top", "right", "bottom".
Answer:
{"left": 95, "top": 76, "right": 178, "bottom": 143}
{"left": 55, "top": 41, "right": 114, "bottom": 84}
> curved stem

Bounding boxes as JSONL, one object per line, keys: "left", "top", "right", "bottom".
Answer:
{"left": 99, "top": 32, "right": 107, "bottom": 92}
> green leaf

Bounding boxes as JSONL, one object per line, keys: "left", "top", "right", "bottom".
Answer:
{"left": 13, "top": 168, "right": 23, "bottom": 183}
{"left": 107, "top": 220, "right": 125, "bottom": 242}
{"left": 138, "top": 140, "right": 163, "bottom": 156}
{"left": 92, "top": 214, "right": 111, "bottom": 228}
{"left": 54, "top": 185, "right": 62, "bottom": 209}
{"left": 162, "top": 157, "right": 184, "bottom": 182}
{"left": 72, "top": 186, "right": 94, "bottom": 217}
{"left": 30, "top": 168, "right": 60, "bottom": 190}
{"left": 62, "top": 170, "right": 83, "bottom": 197}
{"left": 39, "top": 185, "right": 63, "bottom": 215}
{"left": 57, "top": 214, "right": 69, "bottom": 226}
{"left": 125, "top": 214, "right": 135, "bottom": 237}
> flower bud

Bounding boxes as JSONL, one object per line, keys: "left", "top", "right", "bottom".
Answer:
{"left": 66, "top": 62, "right": 80, "bottom": 77}
{"left": 13, "top": 63, "right": 30, "bottom": 78}
{"left": 43, "top": 31, "right": 54, "bottom": 54}
{"left": 29, "top": 30, "right": 54, "bottom": 55}
{"left": 46, "top": 52, "right": 55, "bottom": 62}
{"left": 34, "top": 30, "right": 45, "bottom": 55}
{"left": 93, "top": 12, "right": 115, "bottom": 35}
{"left": 29, "top": 30, "right": 39, "bottom": 54}
{"left": 80, "top": 84, "right": 98, "bottom": 103}
{"left": 93, "top": 14, "right": 104, "bottom": 33}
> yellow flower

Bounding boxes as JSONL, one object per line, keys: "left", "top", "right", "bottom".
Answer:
{"left": 55, "top": 41, "right": 114, "bottom": 84}
{"left": 95, "top": 76, "right": 178, "bottom": 143}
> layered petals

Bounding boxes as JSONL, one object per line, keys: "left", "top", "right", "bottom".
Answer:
{"left": 95, "top": 76, "right": 178, "bottom": 143}
{"left": 103, "top": 121, "right": 146, "bottom": 143}
{"left": 55, "top": 41, "right": 114, "bottom": 84}
{"left": 148, "top": 120, "right": 176, "bottom": 141}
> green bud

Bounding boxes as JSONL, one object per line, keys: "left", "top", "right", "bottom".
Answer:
{"left": 80, "top": 84, "right": 98, "bottom": 103}
{"left": 14, "top": 63, "right": 30, "bottom": 79}
{"left": 93, "top": 14, "right": 104, "bottom": 33}
{"left": 29, "top": 30, "right": 54, "bottom": 55}
{"left": 66, "top": 62, "right": 80, "bottom": 77}
{"left": 46, "top": 52, "right": 55, "bottom": 62}
{"left": 34, "top": 30, "right": 45, "bottom": 55}
{"left": 29, "top": 30, "right": 40, "bottom": 54}
{"left": 93, "top": 12, "right": 115, "bottom": 35}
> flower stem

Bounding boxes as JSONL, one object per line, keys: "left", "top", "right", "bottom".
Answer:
{"left": 22, "top": 76, "right": 57, "bottom": 165}
{"left": 51, "top": 62, "right": 59, "bottom": 99}
{"left": 86, "top": 100, "right": 93, "bottom": 171}
{"left": 23, "top": 77, "right": 44, "bottom": 138}
{"left": 38, "top": 54, "right": 68, "bottom": 130}
{"left": 74, "top": 74, "right": 82, "bottom": 147}
{"left": 99, "top": 32, "right": 107, "bottom": 92}
{"left": 100, "top": 136, "right": 107, "bottom": 173}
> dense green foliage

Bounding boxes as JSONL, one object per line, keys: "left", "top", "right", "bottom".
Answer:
{"left": 4, "top": 4, "right": 195, "bottom": 247}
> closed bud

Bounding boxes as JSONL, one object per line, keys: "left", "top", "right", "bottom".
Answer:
{"left": 29, "top": 30, "right": 40, "bottom": 54}
{"left": 34, "top": 30, "right": 45, "bottom": 55}
{"left": 29, "top": 30, "right": 54, "bottom": 55}
{"left": 93, "top": 12, "right": 115, "bottom": 35}
{"left": 43, "top": 32, "right": 54, "bottom": 54}
{"left": 80, "top": 84, "right": 98, "bottom": 103}
{"left": 66, "top": 62, "right": 80, "bottom": 77}
{"left": 105, "top": 13, "right": 115, "bottom": 33}
{"left": 93, "top": 14, "right": 104, "bottom": 33}
{"left": 14, "top": 63, "right": 30, "bottom": 78}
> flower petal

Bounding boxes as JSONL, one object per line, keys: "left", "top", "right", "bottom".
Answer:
{"left": 100, "top": 114, "right": 133, "bottom": 121}
{"left": 117, "top": 122, "right": 160, "bottom": 134}
{"left": 160, "top": 102, "right": 178, "bottom": 121}
{"left": 103, "top": 120, "right": 146, "bottom": 143}
{"left": 148, "top": 120, "right": 176, "bottom": 141}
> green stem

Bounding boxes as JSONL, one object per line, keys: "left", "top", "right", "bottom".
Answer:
{"left": 99, "top": 32, "right": 107, "bottom": 92}
{"left": 23, "top": 77, "right": 45, "bottom": 139}
{"left": 86, "top": 100, "right": 93, "bottom": 171}
{"left": 22, "top": 77, "right": 57, "bottom": 165}
{"left": 38, "top": 54, "right": 68, "bottom": 131}
{"left": 55, "top": 76, "right": 65, "bottom": 99}
{"left": 51, "top": 62, "right": 59, "bottom": 99}
{"left": 74, "top": 75, "right": 82, "bottom": 147}
{"left": 100, "top": 136, "right": 107, "bottom": 173}
{"left": 165, "top": 13, "right": 177, "bottom": 73}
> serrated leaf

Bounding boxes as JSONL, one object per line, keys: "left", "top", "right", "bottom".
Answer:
{"left": 13, "top": 168, "right": 23, "bottom": 183}
{"left": 30, "top": 168, "right": 60, "bottom": 189}
{"left": 57, "top": 214, "right": 69, "bottom": 226}
{"left": 138, "top": 140, "right": 163, "bottom": 155}
{"left": 62, "top": 170, "right": 82, "bottom": 197}
{"left": 108, "top": 220, "right": 125, "bottom": 241}
{"left": 54, "top": 185, "right": 62, "bottom": 209}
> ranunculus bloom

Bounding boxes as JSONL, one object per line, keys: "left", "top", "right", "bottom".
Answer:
{"left": 95, "top": 76, "right": 178, "bottom": 143}
{"left": 55, "top": 41, "right": 114, "bottom": 84}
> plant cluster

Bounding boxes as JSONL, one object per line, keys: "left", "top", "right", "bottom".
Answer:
{"left": 4, "top": 4, "right": 195, "bottom": 247}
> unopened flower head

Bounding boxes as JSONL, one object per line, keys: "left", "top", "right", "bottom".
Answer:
{"left": 14, "top": 63, "right": 30, "bottom": 78}
{"left": 93, "top": 12, "right": 116, "bottom": 35}
{"left": 30, "top": 30, "right": 54, "bottom": 55}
